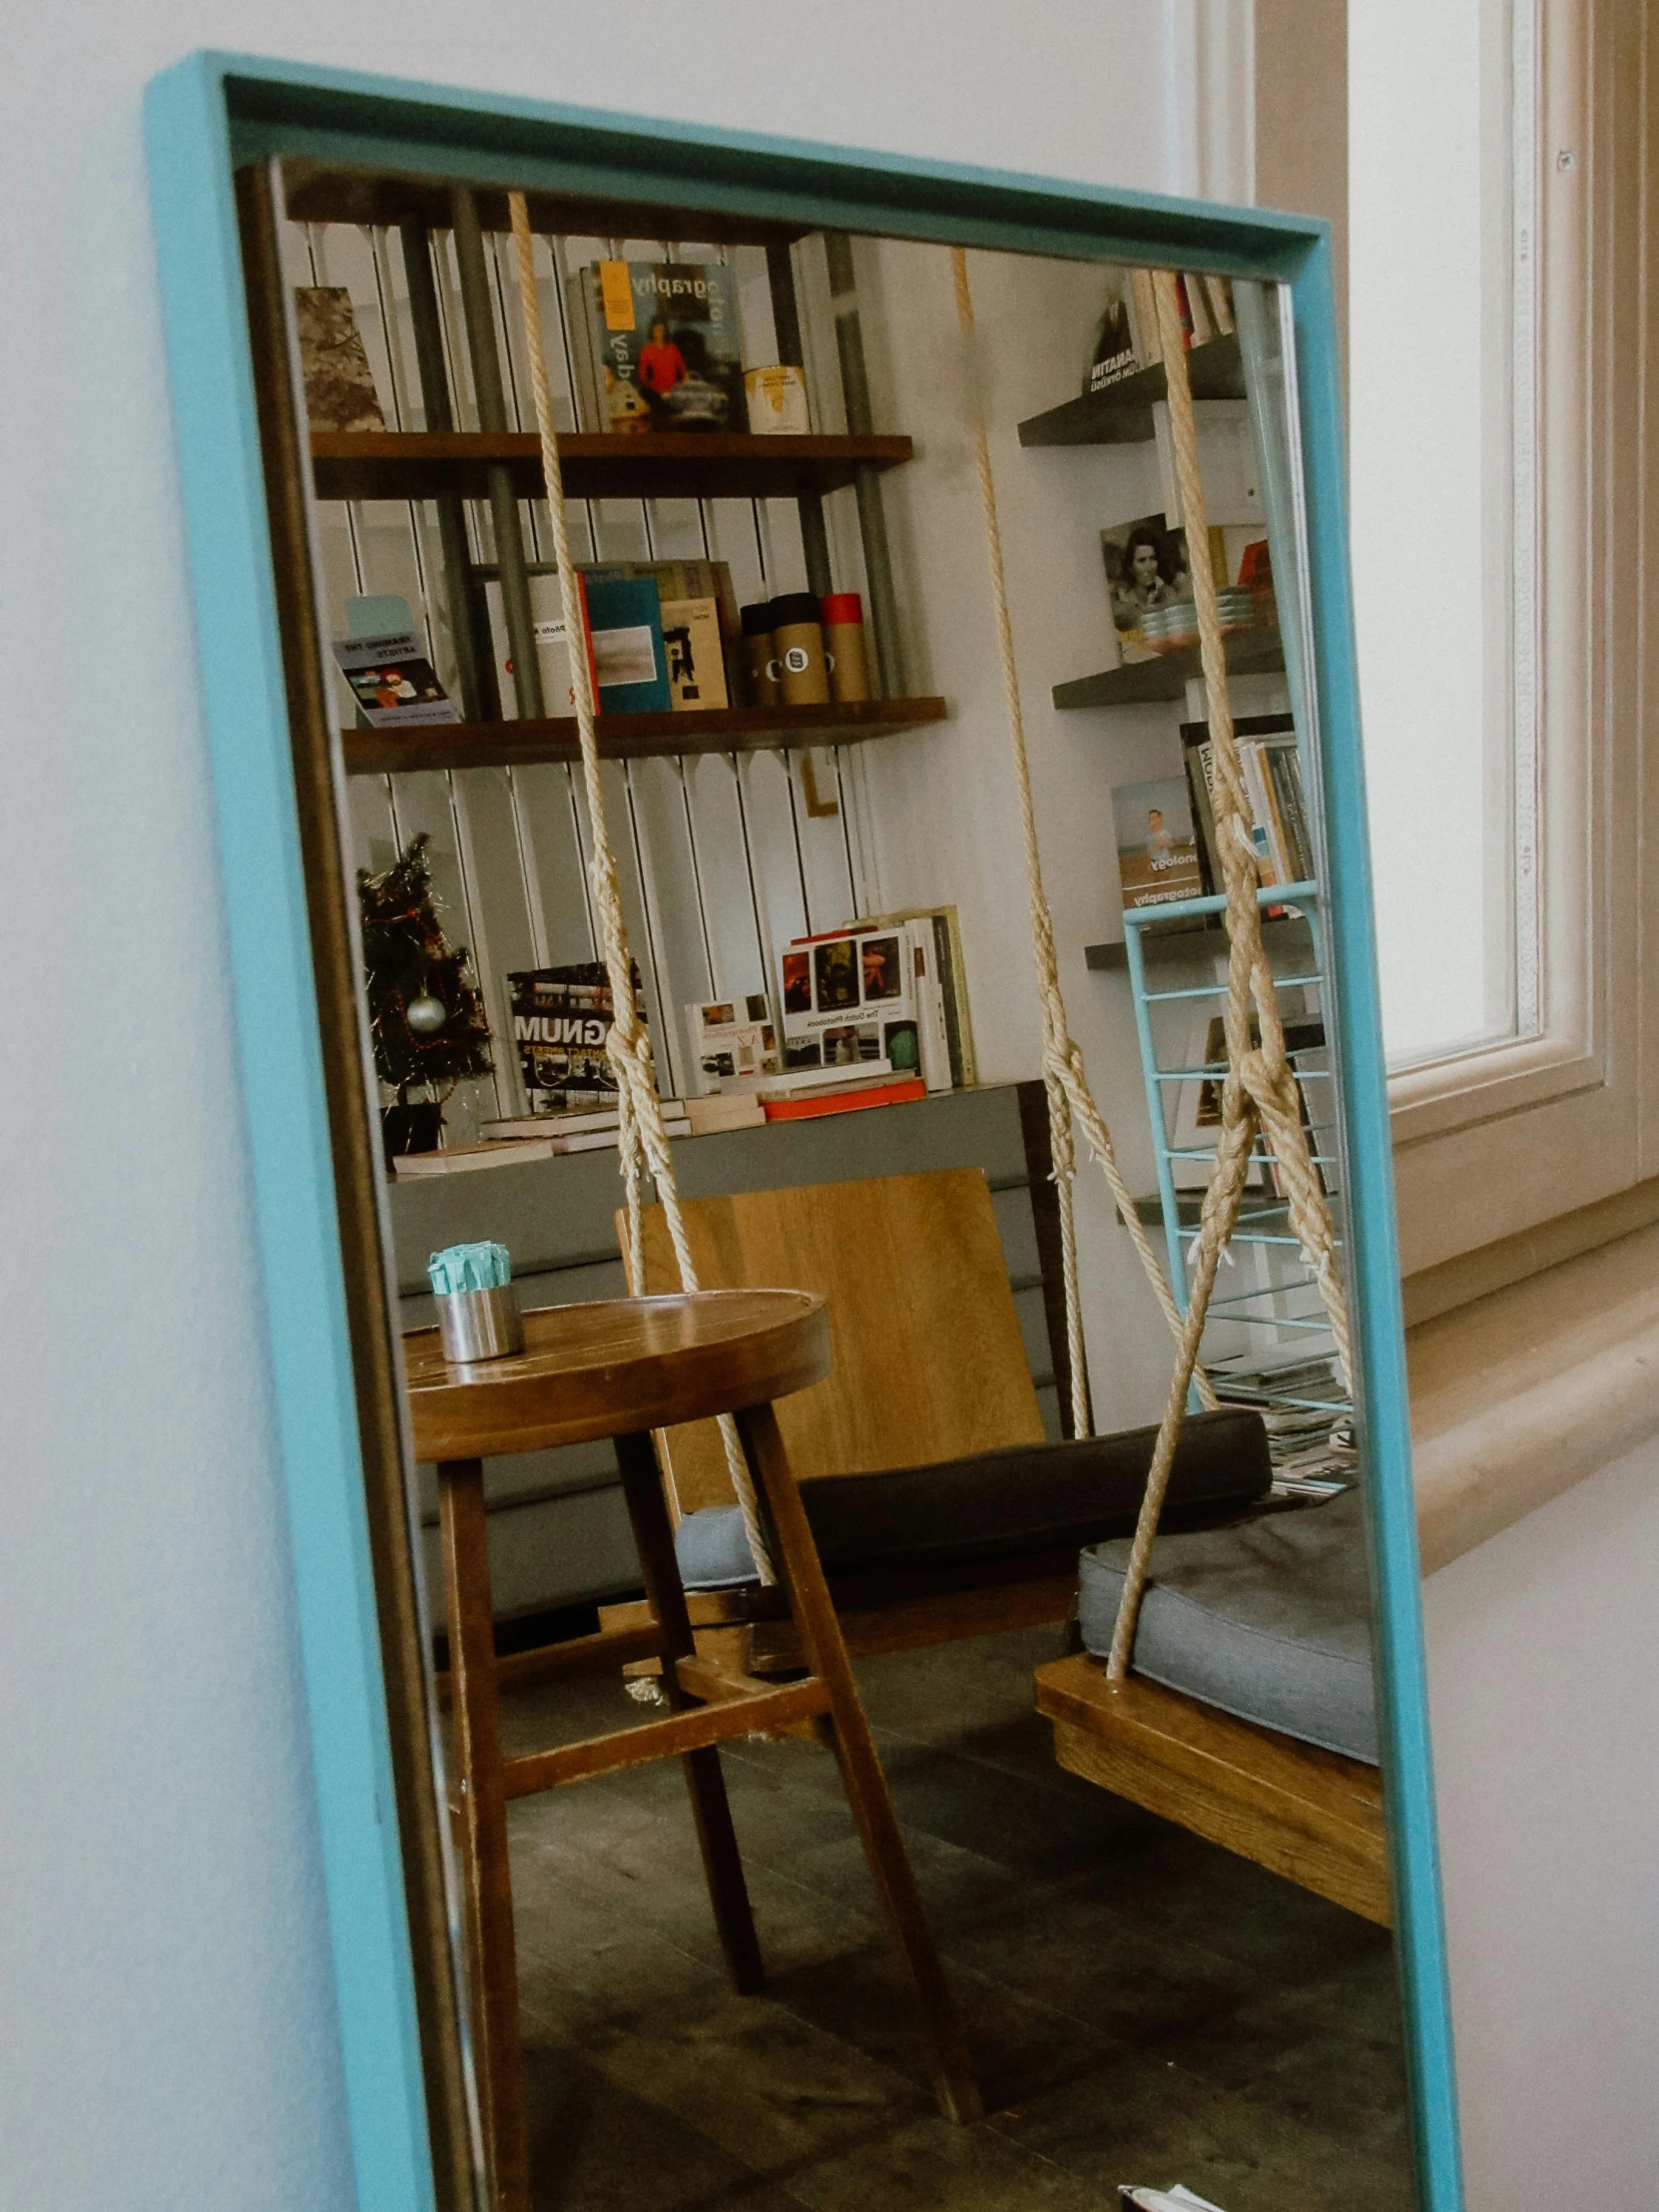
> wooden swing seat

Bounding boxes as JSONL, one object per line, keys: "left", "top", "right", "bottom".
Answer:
{"left": 605, "top": 1166, "right": 1389, "bottom": 1925}
{"left": 1035, "top": 1656, "right": 1389, "bottom": 1926}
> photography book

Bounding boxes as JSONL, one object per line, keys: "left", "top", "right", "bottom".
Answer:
{"left": 506, "top": 961, "right": 646, "bottom": 1115}
{"left": 847, "top": 903, "right": 976, "bottom": 1088}
{"left": 568, "top": 260, "right": 745, "bottom": 434}
{"left": 781, "top": 921, "right": 951, "bottom": 1091}
{"left": 761, "top": 1075, "right": 926, "bottom": 1123}
{"left": 482, "top": 1102, "right": 688, "bottom": 1141}
{"left": 685, "top": 995, "right": 782, "bottom": 1090}
{"left": 1113, "top": 778, "right": 1205, "bottom": 909}
{"left": 330, "top": 631, "right": 458, "bottom": 728}
{"left": 292, "top": 286, "right": 386, "bottom": 433}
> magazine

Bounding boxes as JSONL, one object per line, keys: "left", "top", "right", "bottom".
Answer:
{"left": 506, "top": 961, "right": 645, "bottom": 1115}
{"left": 569, "top": 260, "right": 745, "bottom": 434}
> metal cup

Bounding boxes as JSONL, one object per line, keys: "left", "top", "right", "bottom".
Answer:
{"left": 436, "top": 1283, "right": 524, "bottom": 1363}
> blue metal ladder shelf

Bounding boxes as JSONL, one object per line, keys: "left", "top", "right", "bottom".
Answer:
{"left": 1121, "top": 881, "right": 1354, "bottom": 1490}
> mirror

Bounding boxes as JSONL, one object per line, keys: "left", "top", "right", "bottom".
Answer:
{"left": 152, "top": 77, "right": 1453, "bottom": 2212}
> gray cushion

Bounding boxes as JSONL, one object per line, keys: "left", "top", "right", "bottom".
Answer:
{"left": 675, "top": 1408, "right": 1272, "bottom": 1593}
{"left": 1077, "top": 1486, "right": 1379, "bottom": 1765}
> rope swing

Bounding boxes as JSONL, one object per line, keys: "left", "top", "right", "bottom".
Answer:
{"left": 949, "top": 251, "right": 1351, "bottom": 1677}
{"left": 504, "top": 190, "right": 1350, "bottom": 1658}
{"left": 508, "top": 193, "right": 777, "bottom": 1586}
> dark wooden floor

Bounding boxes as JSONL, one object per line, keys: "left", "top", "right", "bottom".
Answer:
{"left": 494, "top": 1626, "right": 1415, "bottom": 2212}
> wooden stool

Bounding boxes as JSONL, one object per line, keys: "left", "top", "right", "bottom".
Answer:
{"left": 404, "top": 1289, "right": 980, "bottom": 2211}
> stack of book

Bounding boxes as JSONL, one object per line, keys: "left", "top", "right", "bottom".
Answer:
{"left": 1207, "top": 1343, "right": 1355, "bottom": 1497}
{"left": 486, "top": 558, "right": 741, "bottom": 722}
{"left": 390, "top": 1099, "right": 693, "bottom": 1179}
{"left": 1182, "top": 713, "right": 1314, "bottom": 895}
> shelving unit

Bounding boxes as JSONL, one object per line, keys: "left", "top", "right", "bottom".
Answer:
{"left": 343, "top": 697, "right": 948, "bottom": 776}
{"left": 311, "top": 429, "right": 914, "bottom": 505}
{"left": 1120, "top": 884, "right": 1353, "bottom": 1483}
{"left": 1016, "top": 333, "right": 1244, "bottom": 447}
{"left": 1053, "top": 625, "right": 1284, "bottom": 710}
{"left": 293, "top": 170, "right": 935, "bottom": 1126}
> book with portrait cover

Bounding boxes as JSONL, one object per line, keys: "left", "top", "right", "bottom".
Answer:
{"left": 1113, "top": 778, "right": 1205, "bottom": 909}
{"left": 569, "top": 260, "right": 745, "bottom": 434}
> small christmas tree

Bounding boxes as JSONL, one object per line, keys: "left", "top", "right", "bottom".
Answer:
{"left": 358, "top": 833, "right": 492, "bottom": 1154}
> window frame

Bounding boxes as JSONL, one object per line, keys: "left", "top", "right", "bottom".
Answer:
{"left": 144, "top": 51, "right": 1463, "bottom": 2212}
{"left": 1382, "top": 0, "right": 1650, "bottom": 1276}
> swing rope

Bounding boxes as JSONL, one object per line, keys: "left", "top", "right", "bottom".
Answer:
{"left": 508, "top": 194, "right": 777, "bottom": 1585}
{"left": 951, "top": 252, "right": 1351, "bottom": 1679}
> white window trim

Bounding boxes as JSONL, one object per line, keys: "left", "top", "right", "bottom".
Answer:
{"left": 1384, "top": 0, "right": 1648, "bottom": 1276}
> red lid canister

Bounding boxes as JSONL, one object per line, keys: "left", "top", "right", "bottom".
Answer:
{"left": 820, "top": 592, "right": 864, "bottom": 626}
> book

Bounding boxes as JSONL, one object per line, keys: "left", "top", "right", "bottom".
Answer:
{"left": 660, "top": 597, "right": 729, "bottom": 710}
{"left": 1085, "top": 268, "right": 1143, "bottom": 393}
{"left": 1202, "top": 274, "right": 1237, "bottom": 335}
{"left": 484, "top": 576, "right": 579, "bottom": 719}
{"left": 848, "top": 905, "right": 976, "bottom": 1089}
{"left": 570, "top": 260, "right": 745, "bottom": 434}
{"left": 1130, "top": 268, "right": 1162, "bottom": 363}
{"left": 481, "top": 1103, "right": 687, "bottom": 1140}
{"left": 1102, "top": 513, "right": 1193, "bottom": 662}
{"left": 779, "top": 924, "right": 926, "bottom": 1077}
{"left": 582, "top": 574, "right": 671, "bottom": 713}
{"left": 685, "top": 996, "right": 782, "bottom": 1088}
{"left": 1114, "top": 778, "right": 1206, "bottom": 908}
{"left": 292, "top": 286, "right": 386, "bottom": 432}
{"left": 392, "top": 1139, "right": 556, "bottom": 1178}
{"left": 761, "top": 1076, "right": 927, "bottom": 1122}
{"left": 507, "top": 961, "right": 645, "bottom": 1115}
{"left": 684, "top": 1091, "right": 767, "bottom": 1135}
{"left": 1179, "top": 714, "right": 1308, "bottom": 890}
{"left": 331, "top": 630, "right": 458, "bottom": 728}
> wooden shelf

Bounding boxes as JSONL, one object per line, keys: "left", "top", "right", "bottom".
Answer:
{"left": 282, "top": 161, "right": 815, "bottom": 250}
{"left": 343, "top": 697, "right": 949, "bottom": 775}
{"left": 1016, "top": 335, "right": 1244, "bottom": 448}
{"left": 1086, "top": 914, "right": 1313, "bottom": 972}
{"left": 311, "top": 430, "right": 912, "bottom": 505}
{"left": 1053, "top": 626, "right": 1284, "bottom": 710}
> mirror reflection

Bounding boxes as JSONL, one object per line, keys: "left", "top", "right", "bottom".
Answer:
{"left": 263, "top": 161, "right": 1412, "bottom": 2212}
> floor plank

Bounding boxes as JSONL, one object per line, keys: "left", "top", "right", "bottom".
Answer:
{"left": 497, "top": 1624, "right": 1413, "bottom": 2211}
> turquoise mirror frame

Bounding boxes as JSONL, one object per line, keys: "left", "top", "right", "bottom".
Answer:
{"left": 144, "top": 50, "right": 1462, "bottom": 2212}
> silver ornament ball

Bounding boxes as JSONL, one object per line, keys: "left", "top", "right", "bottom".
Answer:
{"left": 406, "top": 992, "right": 447, "bottom": 1035}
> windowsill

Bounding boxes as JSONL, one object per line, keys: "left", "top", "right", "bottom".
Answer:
{"left": 1407, "top": 1216, "right": 1659, "bottom": 1572}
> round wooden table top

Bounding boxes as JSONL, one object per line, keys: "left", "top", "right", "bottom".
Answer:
{"left": 403, "top": 1289, "right": 830, "bottom": 1460}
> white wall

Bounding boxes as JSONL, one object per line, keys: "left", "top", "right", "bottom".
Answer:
{"left": 1422, "top": 1440, "right": 1659, "bottom": 2208}
{"left": 0, "top": 8, "right": 1203, "bottom": 2209}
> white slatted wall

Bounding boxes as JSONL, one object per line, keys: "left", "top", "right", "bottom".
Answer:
{"left": 281, "top": 216, "right": 887, "bottom": 1142}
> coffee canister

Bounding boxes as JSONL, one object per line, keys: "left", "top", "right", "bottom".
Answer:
{"left": 769, "top": 592, "right": 831, "bottom": 707}
{"left": 820, "top": 592, "right": 870, "bottom": 704}
{"left": 740, "top": 602, "right": 780, "bottom": 707}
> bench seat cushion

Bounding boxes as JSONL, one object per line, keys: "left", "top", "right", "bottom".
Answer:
{"left": 1077, "top": 1487, "right": 1379, "bottom": 1765}
{"left": 674, "top": 1407, "right": 1272, "bottom": 1593}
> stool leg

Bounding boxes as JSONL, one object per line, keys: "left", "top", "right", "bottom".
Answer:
{"left": 735, "top": 1403, "right": 983, "bottom": 2125}
{"left": 615, "top": 1430, "right": 766, "bottom": 1994}
{"left": 438, "top": 1458, "right": 531, "bottom": 2212}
